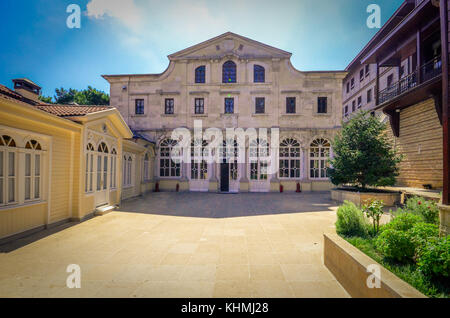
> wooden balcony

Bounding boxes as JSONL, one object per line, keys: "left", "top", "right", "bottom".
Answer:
{"left": 378, "top": 57, "right": 442, "bottom": 105}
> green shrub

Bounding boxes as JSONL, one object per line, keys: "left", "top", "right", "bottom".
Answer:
{"left": 335, "top": 201, "right": 369, "bottom": 237}
{"left": 382, "top": 212, "right": 424, "bottom": 232}
{"left": 376, "top": 229, "right": 415, "bottom": 262}
{"left": 404, "top": 196, "right": 440, "bottom": 224}
{"left": 417, "top": 237, "right": 450, "bottom": 278}
{"left": 407, "top": 222, "right": 439, "bottom": 250}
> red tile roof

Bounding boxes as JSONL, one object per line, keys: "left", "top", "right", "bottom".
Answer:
{"left": 35, "top": 104, "right": 112, "bottom": 117}
{"left": 1, "top": 83, "right": 112, "bottom": 117}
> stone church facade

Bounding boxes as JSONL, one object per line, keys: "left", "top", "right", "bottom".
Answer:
{"left": 103, "top": 32, "right": 346, "bottom": 193}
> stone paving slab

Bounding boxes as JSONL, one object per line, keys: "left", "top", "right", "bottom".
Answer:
{"left": 0, "top": 193, "right": 349, "bottom": 298}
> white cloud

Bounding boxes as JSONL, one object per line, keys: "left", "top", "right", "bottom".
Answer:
{"left": 86, "top": 0, "right": 142, "bottom": 31}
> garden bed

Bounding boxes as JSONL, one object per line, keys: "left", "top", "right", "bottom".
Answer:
{"left": 334, "top": 197, "right": 449, "bottom": 298}
{"left": 331, "top": 188, "right": 401, "bottom": 206}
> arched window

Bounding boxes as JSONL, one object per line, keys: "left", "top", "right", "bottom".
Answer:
{"left": 249, "top": 139, "right": 269, "bottom": 181}
{"left": 222, "top": 61, "right": 237, "bottom": 83}
{"left": 195, "top": 66, "right": 206, "bottom": 83}
{"left": 85, "top": 143, "right": 95, "bottom": 192}
{"left": 254, "top": 65, "right": 265, "bottom": 83}
{"left": 110, "top": 148, "right": 117, "bottom": 189}
{"left": 310, "top": 138, "right": 331, "bottom": 179}
{"left": 279, "top": 138, "right": 301, "bottom": 179}
{"left": 123, "top": 153, "right": 133, "bottom": 187}
{"left": 190, "top": 140, "right": 208, "bottom": 180}
{"left": 97, "top": 142, "right": 109, "bottom": 191}
{"left": 0, "top": 135, "right": 17, "bottom": 205}
{"left": 143, "top": 152, "right": 151, "bottom": 181}
{"left": 159, "top": 139, "right": 181, "bottom": 177}
{"left": 24, "top": 140, "right": 42, "bottom": 201}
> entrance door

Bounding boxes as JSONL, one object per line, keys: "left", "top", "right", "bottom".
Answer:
{"left": 220, "top": 163, "right": 229, "bottom": 192}
{"left": 95, "top": 143, "right": 109, "bottom": 207}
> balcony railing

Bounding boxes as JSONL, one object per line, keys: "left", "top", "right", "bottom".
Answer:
{"left": 378, "top": 57, "right": 442, "bottom": 105}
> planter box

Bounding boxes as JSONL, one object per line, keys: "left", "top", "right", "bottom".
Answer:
{"left": 324, "top": 233, "right": 426, "bottom": 298}
{"left": 331, "top": 188, "right": 401, "bottom": 206}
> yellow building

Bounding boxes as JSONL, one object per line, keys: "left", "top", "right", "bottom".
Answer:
{"left": 0, "top": 79, "right": 154, "bottom": 243}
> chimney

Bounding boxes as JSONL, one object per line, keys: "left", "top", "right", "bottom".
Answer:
{"left": 12, "top": 78, "right": 42, "bottom": 102}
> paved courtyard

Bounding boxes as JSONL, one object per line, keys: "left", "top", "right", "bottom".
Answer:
{"left": 0, "top": 192, "right": 349, "bottom": 298}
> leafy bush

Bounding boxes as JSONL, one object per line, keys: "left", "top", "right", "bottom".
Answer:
{"left": 376, "top": 229, "right": 415, "bottom": 262}
{"left": 382, "top": 212, "right": 424, "bottom": 232}
{"left": 417, "top": 237, "right": 450, "bottom": 278}
{"left": 407, "top": 222, "right": 439, "bottom": 250}
{"left": 404, "top": 196, "right": 440, "bottom": 225}
{"left": 335, "top": 201, "right": 369, "bottom": 237}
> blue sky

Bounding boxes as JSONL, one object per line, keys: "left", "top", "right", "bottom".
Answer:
{"left": 0, "top": 0, "right": 403, "bottom": 97}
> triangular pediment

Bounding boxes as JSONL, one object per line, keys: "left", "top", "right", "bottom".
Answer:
{"left": 168, "top": 32, "right": 292, "bottom": 61}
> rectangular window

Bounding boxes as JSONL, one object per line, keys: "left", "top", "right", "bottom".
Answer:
{"left": 360, "top": 69, "right": 364, "bottom": 82}
{"left": 8, "top": 152, "right": 15, "bottom": 203}
{"left": 97, "top": 156, "right": 102, "bottom": 191}
{"left": 165, "top": 99, "right": 174, "bottom": 115}
{"left": 135, "top": 99, "right": 144, "bottom": 115}
{"left": 195, "top": 98, "right": 204, "bottom": 114}
{"left": 367, "top": 89, "right": 372, "bottom": 103}
{"left": 346, "top": 82, "right": 350, "bottom": 93}
{"left": 365, "top": 64, "right": 370, "bottom": 77}
{"left": 344, "top": 105, "right": 348, "bottom": 116}
{"left": 34, "top": 154, "right": 40, "bottom": 199}
{"left": 25, "top": 153, "right": 31, "bottom": 200}
{"left": 352, "top": 100, "right": 356, "bottom": 112}
{"left": 318, "top": 97, "right": 327, "bottom": 114}
{"left": 286, "top": 97, "right": 296, "bottom": 114}
{"left": 357, "top": 96, "right": 362, "bottom": 108}
{"left": 255, "top": 97, "right": 265, "bottom": 114}
{"left": 350, "top": 78, "right": 355, "bottom": 89}
{"left": 225, "top": 98, "right": 234, "bottom": 114}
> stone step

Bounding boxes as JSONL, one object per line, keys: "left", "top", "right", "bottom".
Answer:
{"left": 94, "top": 205, "right": 116, "bottom": 216}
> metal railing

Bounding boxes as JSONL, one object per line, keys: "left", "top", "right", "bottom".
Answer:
{"left": 378, "top": 56, "right": 442, "bottom": 105}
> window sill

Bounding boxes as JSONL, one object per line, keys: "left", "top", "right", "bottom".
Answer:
{"left": 0, "top": 200, "right": 46, "bottom": 211}
{"left": 158, "top": 177, "right": 182, "bottom": 180}
{"left": 252, "top": 113, "right": 268, "bottom": 117}
{"left": 131, "top": 114, "right": 146, "bottom": 118}
{"left": 220, "top": 113, "right": 238, "bottom": 117}
{"left": 281, "top": 114, "right": 301, "bottom": 117}
{"left": 314, "top": 113, "right": 331, "bottom": 117}
{"left": 192, "top": 114, "right": 208, "bottom": 118}
{"left": 161, "top": 114, "right": 177, "bottom": 117}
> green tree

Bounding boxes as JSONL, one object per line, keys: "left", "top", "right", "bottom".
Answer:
{"left": 38, "top": 95, "right": 53, "bottom": 104}
{"left": 329, "top": 111, "right": 402, "bottom": 189}
{"left": 54, "top": 87, "right": 77, "bottom": 104}
{"left": 54, "top": 87, "right": 109, "bottom": 105}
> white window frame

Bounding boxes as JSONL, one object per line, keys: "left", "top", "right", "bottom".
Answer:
{"left": 123, "top": 152, "right": 134, "bottom": 188}
{"left": 279, "top": 138, "right": 301, "bottom": 180}
{"left": 159, "top": 139, "right": 181, "bottom": 179}
{"left": 0, "top": 132, "right": 47, "bottom": 208}
{"left": 309, "top": 138, "right": 331, "bottom": 180}
{"left": 23, "top": 140, "right": 43, "bottom": 202}
{"left": 110, "top": 148, "right": 117, "bottom": 189}
{"left": 248, "top": 139, "right": 270, "bottom": 181}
